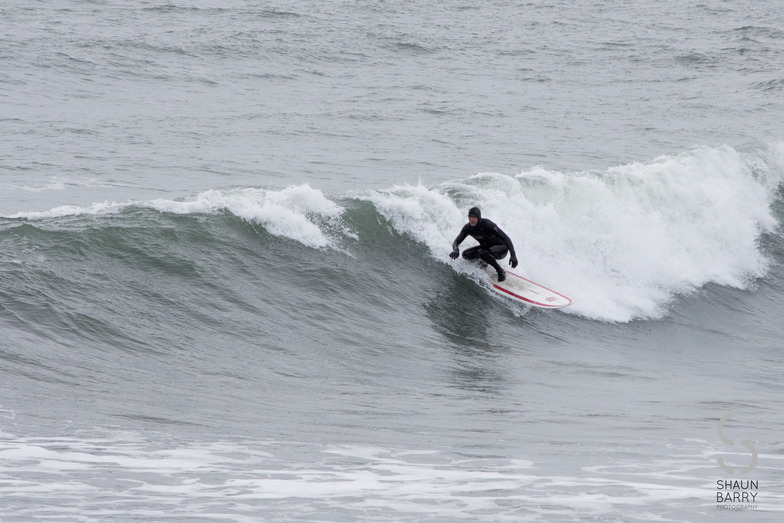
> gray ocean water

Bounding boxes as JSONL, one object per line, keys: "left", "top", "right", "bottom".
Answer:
{"left": 2, "top": 1, "right": 784, "bottom": 521}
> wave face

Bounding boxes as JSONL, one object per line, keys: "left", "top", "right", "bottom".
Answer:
{"left": 362, "top": 144, "right": 784, "bottom": 321}
{"left": 3, "top": 144, "right": 783, "bottom": 328}
{"left": 4, "top": 1, "right": 784, "bottom": 519}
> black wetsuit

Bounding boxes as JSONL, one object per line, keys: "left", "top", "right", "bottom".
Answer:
{"left": 452, "top": 218, "right": 517, "bottom": 273}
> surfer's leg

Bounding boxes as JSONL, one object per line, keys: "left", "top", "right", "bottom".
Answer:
{"left": 462, "top": 245, "right": 507, "bottom": 262}
{"left": 487, "top": 245, "right": 509, "bottom": 260}
{"left": 461, "top": 246, "right": 481, "bottom": 261}
{"left": 461, "top": 246, "right": 490, "bottom": 268}
{"left": 478, "top": 250, "right": 503, "bottom": 271}
{"left": 478, "top": 249, "right": 506, "bottom": 281}
{"left": 478, "top": 247, "right": 508, "bottom": 281}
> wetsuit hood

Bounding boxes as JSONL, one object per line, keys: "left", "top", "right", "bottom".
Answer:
{"left": 468, "top": 207, "right": 482, "bottom": 220}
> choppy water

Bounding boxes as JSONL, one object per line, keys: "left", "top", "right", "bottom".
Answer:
{"left": 2, "top": 1, "right": 784, "bottom": 521}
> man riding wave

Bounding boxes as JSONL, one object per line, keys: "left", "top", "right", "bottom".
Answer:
{"left": 449, "top": 207, "right": 518, "bottom": 282}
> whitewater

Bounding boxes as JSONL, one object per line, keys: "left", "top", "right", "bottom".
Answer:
{"left": 8, "top": 144, "right": 782, "bottom": 322}
{"left": 2, "top": 1, "right": 784, "bottom": 521}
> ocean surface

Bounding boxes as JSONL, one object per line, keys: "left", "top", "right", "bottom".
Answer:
{"left": 2, "top": 1, "right": 784, "bottom": 521}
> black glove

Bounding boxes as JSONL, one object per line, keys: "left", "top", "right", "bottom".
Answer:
{"left": 509, "top": 255, "right": 518, "bottom": 268}
{"left": 449, "top": 250, "right": 459, "bottom": 259}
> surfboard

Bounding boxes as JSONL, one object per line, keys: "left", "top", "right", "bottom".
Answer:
{"left": 487, "top": 268, "right": 573, "bottom": 309}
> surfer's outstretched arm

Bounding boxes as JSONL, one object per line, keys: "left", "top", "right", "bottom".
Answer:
{"left": 450, "top": 226, "right": 469, "bottom": 259}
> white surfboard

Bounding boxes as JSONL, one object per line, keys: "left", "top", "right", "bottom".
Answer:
{"left": 487, "top": 268, "right": 573, "bottom": 309}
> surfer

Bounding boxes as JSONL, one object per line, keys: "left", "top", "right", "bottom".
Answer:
{"left": 449, "top": 207, "right": 518, "bottom": 282}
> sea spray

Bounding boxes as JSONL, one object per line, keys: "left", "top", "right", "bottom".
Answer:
{"left": 5, "top": 185, "right": 349, "bottom": 251}
{"left": 4, "top": 146, "right": 781, "bottom": 322}
{"left": 364, "top": 145, "right": 781, "bottom": 322}
{"left": 147, "top": 185, "right": 348, "bottom": 249}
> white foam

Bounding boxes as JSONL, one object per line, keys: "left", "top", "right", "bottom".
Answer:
{"left": 148, "top": 185, "right": 347, "bottom": 249}
{"left": 4, "top": 201, "right": 131, "bottom": 220}
{"left": 365, "top": 145, "right": 783, "bottom": 322}
{"left": 4, "top": 184, "right": 348, "bottom": 250}
{"left": 357, "top": 182, "right": 463, "bottom": 250}
{"left": 1, "top": 433, "right": 781, "bottom": 521}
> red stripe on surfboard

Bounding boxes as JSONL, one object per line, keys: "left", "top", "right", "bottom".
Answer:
{"left": 492, "top": 270, "right": 573, "bottom": 308}
{"left": 492, "top": 284, "right": 564, "bottom": 307}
